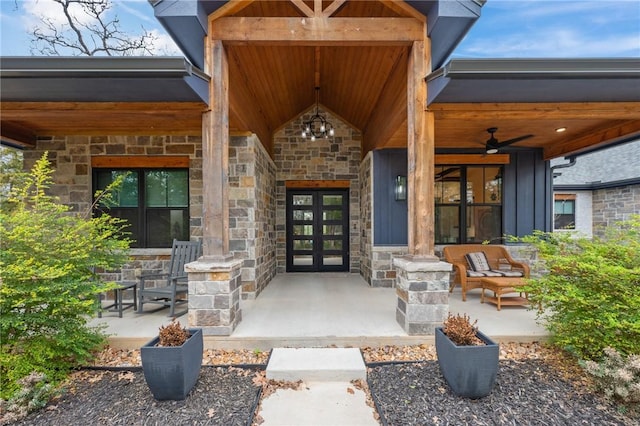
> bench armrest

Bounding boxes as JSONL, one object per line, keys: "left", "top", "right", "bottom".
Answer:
{"left": 450, "top": 262, "right": 469, "bottom": 284}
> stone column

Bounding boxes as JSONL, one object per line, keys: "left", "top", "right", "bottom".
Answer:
{"left": 186, "top": 258, "right": 242, "bottom": 335}
{"left": 186, "top": 38, "right": 241, "bottom": 335}
{"left": 394, "top": 39, "right": 451, "bottom": 334}
{"left": 394, "top": 257, "right": 452, "bottom": 335}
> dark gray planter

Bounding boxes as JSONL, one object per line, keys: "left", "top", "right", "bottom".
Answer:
{"left": 435, "top": 327, "right": 499, "bottom": 399}
{"left": 141, "top": 328, "right": 203, "bottom": 400}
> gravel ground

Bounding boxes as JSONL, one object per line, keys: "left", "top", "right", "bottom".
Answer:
{"left": 368, "top": 360, "right": 637, "bottom": 426}
{"left": 12, "top": 367, "right": 262, "bottom": 426}
{"left": 7, "top": 345, "right": 639, "bottom": 426}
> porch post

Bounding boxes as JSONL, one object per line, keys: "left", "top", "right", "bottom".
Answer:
{"left": 394, "top": 38, "right": 452, "bottom": 335}
{"left": 186, "top": 38, "right": 242, "bottom": 335}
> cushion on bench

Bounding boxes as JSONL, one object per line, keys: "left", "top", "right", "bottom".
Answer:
{"left": 465, "top": 251, "right": 524, "bottom": 278}
{"left": 467, "top": 270, "right": 524, "bottom": 278}
{"left": 465, "top": 252, "right": 491, "bottom": 271}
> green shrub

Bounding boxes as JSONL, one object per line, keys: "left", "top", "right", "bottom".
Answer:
{"left": 517, "top": 215, "right": 640, "bottom": 361}
{"left": 0, "top": 153, "right": 131, "bottom": 401}
{"left": 0, "top": 372, "right": 57, "bottom": 424}
{"left": 582, "top": 347, "right": 640, "bottom": 404}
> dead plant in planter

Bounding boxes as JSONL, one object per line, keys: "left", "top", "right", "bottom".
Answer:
{"left": 158, "top": 320, "right": 190, "bottom": 347}
{"left": 436, "top": 313, "right": 498, "bottom": 398}
{"left": 442, "top": 313, "right": 484, "bottom": 346}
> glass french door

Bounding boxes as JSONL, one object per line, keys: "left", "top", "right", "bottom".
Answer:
{"left": 286, "top": 189, "right": 349, "bottom": 272}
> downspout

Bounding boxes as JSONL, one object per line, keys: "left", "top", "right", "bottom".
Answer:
{"left": 551, "top": 155, "right": 577, "bottom": 177}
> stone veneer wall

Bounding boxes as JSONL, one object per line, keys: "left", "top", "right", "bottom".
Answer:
{"left": 23, "top": 135, "right": 203, "bottom": 286}
{"left": 592, "top": 184, "right": 640, "bottom": 238}
{"left": 229, "top": 135, "right": 277, "bottom": 299}
{"left": 273, "top": 106, "right": 362, "bottom": 273}
{"left": 359, "top": 152, "right": 373, "bottom": 283}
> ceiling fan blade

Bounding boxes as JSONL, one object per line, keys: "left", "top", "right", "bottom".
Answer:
{"left": 496, "top": 134, "right": 534, "bottom": 148}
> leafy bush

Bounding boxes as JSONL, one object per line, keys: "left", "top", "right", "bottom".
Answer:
{"left": 0, "top": 153, "right": 131, "bottom": 401}
{"left": 517, "top": 216, "right": 640, "bottom": 361}
{"left": 582, "top": 347, "right": 640, "bottom": 404}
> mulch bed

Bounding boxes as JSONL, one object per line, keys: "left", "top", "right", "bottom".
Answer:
{"left": 12, "top": 368, "right": 262, "bottom": 426}
{"left": 368, "top": 360, "right": 636, "bottom": 426}
{"left": 7, "top": 344, "right": 639, "bottom": 426}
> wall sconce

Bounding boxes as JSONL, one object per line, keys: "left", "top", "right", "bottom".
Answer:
{"left": 395, "top": 175, "right": 407, "bottom": 201}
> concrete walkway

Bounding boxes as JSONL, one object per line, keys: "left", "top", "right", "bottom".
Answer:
{"left": 259, "top": 348, "right": 377, "bottom": 425}
{"left": 90, "top": 272, "right": 548, "bottom": 349}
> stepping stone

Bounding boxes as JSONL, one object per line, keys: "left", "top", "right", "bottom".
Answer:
{"left": 266, "top": 348, "right": 366, "bottom": 382}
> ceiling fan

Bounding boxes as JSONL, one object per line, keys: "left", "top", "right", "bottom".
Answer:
{"left": 484, "top": 127, "right": 534, "bottom": 154}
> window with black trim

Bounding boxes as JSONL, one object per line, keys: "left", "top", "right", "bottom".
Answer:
{"left": 434, "top": 165, "right": 503, "bottom": 244}
{"left": 94, "top": 169, "right": 189, "bottom": 248}
{"left": 554, "top": 195, "right": 576, "bottom": 230}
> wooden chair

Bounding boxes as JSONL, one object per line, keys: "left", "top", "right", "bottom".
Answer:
{"left": 138, "top": 239, "right": 202, "bottom": 317}
{"left": 443, "top": 244, "right": 530, "bottom": 301}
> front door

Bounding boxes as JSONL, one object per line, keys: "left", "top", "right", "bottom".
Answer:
{"left": 286, "top": 189, "right": 349, "bottom": 272}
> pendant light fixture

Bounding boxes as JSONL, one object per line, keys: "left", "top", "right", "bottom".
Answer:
{"left": 301, "top": 87, "right": 334, "bottom": 141}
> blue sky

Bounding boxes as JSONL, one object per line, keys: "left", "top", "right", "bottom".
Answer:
{"left": 1, "top": 0, "right": 639, "bottom": 58}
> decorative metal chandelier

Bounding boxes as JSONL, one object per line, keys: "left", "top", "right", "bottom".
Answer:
{"left": 301, "top": 87, "right": 334, "bottom": 141}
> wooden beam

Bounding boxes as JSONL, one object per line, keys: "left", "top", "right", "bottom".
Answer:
{"left": 406, "top": 38, "right": 436, "bottom": 260}
{"left": 430, "top": 102, "right": 640, "bottom": 120}
{"left": 544, "top": 119, "right": 640, "bottom": 159}
{"left": 202, "top": 39, "right": 231, "bottom": 260}
{"left": 208, "top": 0, "right": 255, "bottom": 20}
{"left": 210, "top": 17, "right": 424, "bottom": 45}
{"left": 285, "top": 180, "right": 350, "bottom": 188}
{"left": 290, "top": 0, "right": 314, "bottom": 17}
{"left": 322, "top": 0, "right": 347, "bottom": 17}
{"left": 91, "top": 156, "right": 190, "bottom": 168}
{"left": 378, "top": 0, "right": 427, "bottom": 22}
{"left": 435, "top": 154, "right": 510, "bottom": 165}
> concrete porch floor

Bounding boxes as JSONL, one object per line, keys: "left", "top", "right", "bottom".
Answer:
{"left": 90, "top": 272, "right": 548, "bottom": 350}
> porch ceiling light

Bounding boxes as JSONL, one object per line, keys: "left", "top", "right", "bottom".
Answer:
{"left": 301, "top": 87, "right": 334, "bottom": 141}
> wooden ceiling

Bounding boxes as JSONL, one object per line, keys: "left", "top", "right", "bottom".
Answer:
{"left": 2, "top": 0, "right": 639, "bottom": 161}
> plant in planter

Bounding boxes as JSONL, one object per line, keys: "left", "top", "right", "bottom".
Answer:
{"left": 140, "top": 320, "right": 203, "bottom": 400}
{"left": 435, "top": 313, "right": 499, "bottom": 399}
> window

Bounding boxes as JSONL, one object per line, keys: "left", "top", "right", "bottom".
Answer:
{"left": 94, "top": 169, "right": 189, "bottom": 248}
{"left": 434, "top": 166, "right": 503, "bottom": 244}
{"left": 554, "top": 195, "right": 576, "bottom": 229}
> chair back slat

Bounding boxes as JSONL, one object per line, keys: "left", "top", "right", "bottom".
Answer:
{"left": 167, "top": 239, "right": 202, "bottom": 280}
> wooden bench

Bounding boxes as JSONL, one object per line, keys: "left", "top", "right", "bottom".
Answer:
{"left": 443, "top": 244, "right": 530, "bottom": 301}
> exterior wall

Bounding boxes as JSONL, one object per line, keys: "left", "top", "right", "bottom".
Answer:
{"left": 592, "top": 184, "right": 640, "bottom": 237}
{"left": 273, "top": 106, "right": 362, "bottom": 273}
{"left": 359, "top": 152, "right": 373, "bottom": 283}
{"left": 229, "top": 134, "right": 277, "bottom": 299}
{"left": 553, "top": 190, "right": 593, "bottom": 238}
{"left": 25, "top": 134, "right": 279, "bottom": 299}
{"left": 24, "top": 135, "right": 204, "bottom": 287}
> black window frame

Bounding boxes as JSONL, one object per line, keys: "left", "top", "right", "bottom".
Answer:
{"left": 93, "top": 167, "right": 190, "bottom": 248}
{"left": 434, "top": 165, "right": 504, "bottom": 245}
